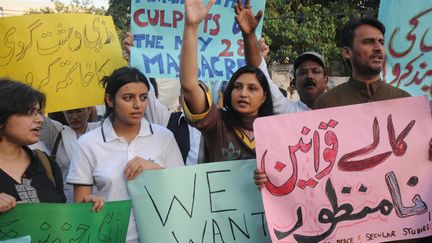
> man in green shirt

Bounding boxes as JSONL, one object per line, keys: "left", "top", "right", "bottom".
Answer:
{"left": 314, "top": 18, "right": 432, "bottom": 243}
{"left": 314, "top": 17, "right": 432, "bottom": 163}
{"left": 314, "top": 17, "right": 410, "bottom": 109}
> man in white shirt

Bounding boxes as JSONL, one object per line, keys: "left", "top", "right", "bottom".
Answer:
{"left": 236, "top": 3, "right": 327, "bottom": 112}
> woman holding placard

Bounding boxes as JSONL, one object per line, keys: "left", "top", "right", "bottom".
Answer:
{"left": 67, "top": 67, "right": 184, "bottom": 243}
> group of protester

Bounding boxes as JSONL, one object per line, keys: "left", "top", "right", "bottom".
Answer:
{"left": 0, "top": 0, "right": 431, "bottom": 242}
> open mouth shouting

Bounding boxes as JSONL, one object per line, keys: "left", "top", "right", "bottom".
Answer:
{"left": 31, "top": 126, "right": 41, "bottom": 136}
{"left": 370, "top": 53, "right": 383, "bottom": 63}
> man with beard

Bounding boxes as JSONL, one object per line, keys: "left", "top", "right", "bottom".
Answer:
{"left": 313, "top": 17, "right": 432, "bottom": 243}
{"left": 314, "top": 17, "right": 410, "bottom": 108}
{"left": 313, "top": 19, "right": 432, "bottom": 162}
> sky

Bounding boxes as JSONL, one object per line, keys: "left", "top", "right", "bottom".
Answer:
{"left": 0, "top": 0, "right": 109, "bottom": 16}
{"left": 60, "top": 0, "right": 108, "bottom": 9}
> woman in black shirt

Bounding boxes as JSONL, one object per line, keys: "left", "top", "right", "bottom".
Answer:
{"left": 0, "top": 79, "right": 66, "bottom": 213}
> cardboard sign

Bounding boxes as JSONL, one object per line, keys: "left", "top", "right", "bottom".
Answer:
{"left": 379, "top": 0, "right": 432, "bottom": 102}
{"left": 254, "top": 96, "right": 432, "bottom": 242}
{"left": 0, "top": 14, "right": 127, "bottom": 112}
{"left": 128, "top": 160, "right": 271, "bottom": 242}
{"left": 0, "top": 201, "right": 131, "bottom": 242}
{"left": 130, "top": 0, "right": 266, "bottom": 81}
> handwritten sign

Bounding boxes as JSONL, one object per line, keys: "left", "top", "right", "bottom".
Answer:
{"left": 0, "top": 14, "right": 127, "bottom": 112}
{"left": 379, "top": 0, "right": 432, "bottom": 102}
{"left": 0, "top": 201, "right": 131, "bottom": 242}
{"left": 254, "top": 96, "right": 432, "bottom": 242}
{"left": 130, "top": 0, "right": 265, "bottom": 81}
{"left": 127, "top": 160, "right": 271, "bottom": 243}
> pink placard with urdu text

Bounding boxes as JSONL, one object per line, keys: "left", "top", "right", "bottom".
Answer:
{"left": 254, "top": 96, "right": 432, "bottom": 242}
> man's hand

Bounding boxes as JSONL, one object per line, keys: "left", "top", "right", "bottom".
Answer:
{"left": 234, "top": 0, "right": 263, "bottom": 35}
{"left": 122, "top": 32, "right": 134, "bottom": 62}
{"left": 253, "top": 168, "right": 268, "bottom": 190}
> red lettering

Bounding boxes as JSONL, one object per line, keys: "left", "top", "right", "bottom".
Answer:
{"left": 388, "top": 27, "right": 414, "bottom": 58}
{"left": 148, "top": 9, "right": 159, "bottom": 26}
{"left": 338, "top": 118, "right": 392, "bottom": 171}
{"left": 133, "top": 10, "right": 185, "bottom": 29}
{"left": 219, "top": 39, "right": 233, "bottom": 57}
{"left": 388, "top": 8, "right": 432, "bottom": 58}
{"left": 388, "top": 63, "right": 401, "bottom": 86}
{"left": 210, "top": 14, "right": 221, "bottom": 36}
{"left": 315, "top": 130, "right": 338, "bottom": 179}
{"left": 203, "top": 14, "right": 212, "bottom": 33}
{"left": 173, "top": 10, "right": 183, "bottom": 28}
{"left": 237, "top": 39, "right": 244, "bottom": 56}
{"left": 387, "top": 114, "right": 415, "bottom": 157}
{"left": 420, "top": 29, "right": 432, "bottom": 52}
{"left": 133, "top": 9, "right": 148, "bottom": 27}
{"left": 160, "top": 10, "right": 171, "bottom": 27}
{"left": 399, "top": 53, "right": 423, "bottom": 83}
{"left": 313, "top": 131, "right": 320, "bottom": 172}
{"left": 263, "top": 137, "right": 312, "bottom": 196}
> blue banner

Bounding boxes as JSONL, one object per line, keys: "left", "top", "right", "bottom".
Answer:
{"left": 130, "top": 0, "right": 266, "bottom": 81}
{"left": 379, "top": 0, "right": 432, "bottom": 101}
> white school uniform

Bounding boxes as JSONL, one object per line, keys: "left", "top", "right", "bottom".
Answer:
{"left": 144, "top": 81, "right": 202, "bottom": 165}
{"left": 67, "top": 117, "right": 183, "bottom": 243}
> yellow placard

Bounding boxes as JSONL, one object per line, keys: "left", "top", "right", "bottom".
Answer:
{"left": 0, "top": 14, "right": 127, "bottom": 112}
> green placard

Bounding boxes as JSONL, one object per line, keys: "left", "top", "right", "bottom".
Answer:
{"left": 0, "top": 200, "right": 131, "bottom": 242}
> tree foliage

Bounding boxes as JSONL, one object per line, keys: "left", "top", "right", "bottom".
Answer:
{"left": 107, "top": 0, "right": 131, "bottom": 42}
{"left": 106, "top": 0, "right": 379, "bottom": 75}
{"left": 263, "top": 0, "right": 379, "bottom": 75}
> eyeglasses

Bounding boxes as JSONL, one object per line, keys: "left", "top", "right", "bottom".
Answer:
{"left": 25, "top": 108, "right": 43, "bottom": 117}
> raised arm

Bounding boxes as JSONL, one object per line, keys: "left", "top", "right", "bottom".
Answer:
{"left": 180, "top": 0, "right": 215, "bottom": 114}
{"left": 235, "top": 0, "right": 262, "bottom": 67}
{"left": 235, "top": 0, "right": 301, "bottom": 114}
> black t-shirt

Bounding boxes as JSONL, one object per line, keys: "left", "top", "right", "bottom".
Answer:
{"left": 0, "top": 146, "right": 66, "bottom": 203}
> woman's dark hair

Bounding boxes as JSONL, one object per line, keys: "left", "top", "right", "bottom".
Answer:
{"left": 100, "top": 66, "right": 150, "bottom": 119}
{"left": 0, "top": 79, "right": 46, "bottom": 133}
{"left": 149, "top": 78, "right": 158, "bottom": 98}
{"left": 222, "top": 65, "right": 274, "bottom": 129}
